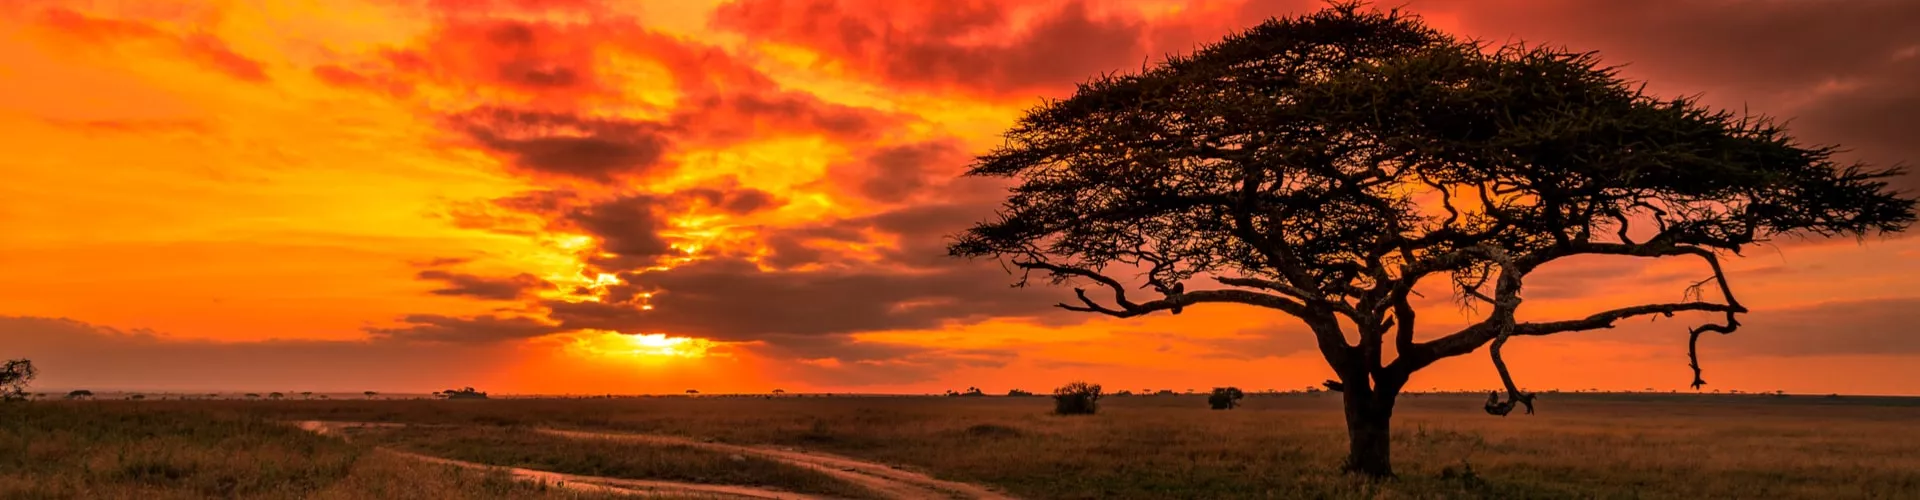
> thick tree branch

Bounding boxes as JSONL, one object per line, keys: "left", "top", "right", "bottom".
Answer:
{"left": 1014, "top": 260, "right": 1310, "bottom": 317}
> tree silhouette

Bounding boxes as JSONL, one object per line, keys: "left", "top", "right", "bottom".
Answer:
{"left": 442, "top": 387, "right": 488, "bottom": 399}
{"left": 1051, "top": 381, "right": 1103, "bottom": 415}
{"left": 364, "top": 391, "right": 378, "bottom": 399}
{"left": 950, "top": 5, "right": 1914, "bottom": 477}
{"left": 1, "top": 359, "right": 35, "bottom": 401}
{"left": 268, "top": 392, "right": 284, "bottom": 400}
{"left": 300, "top": 391, "right": 313, "bottom": 400}
{"left": 1209, "top": 387, "right": 1246, "bottom": 410}
{"left": 772, "top": 389, "right": 786, "bottom": 394}
{"left": 65, "top": 389, "right": 92, "bottom": 400}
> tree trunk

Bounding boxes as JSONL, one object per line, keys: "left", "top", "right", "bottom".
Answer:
{"left": 1340, "top": 373, "right": 1402, "bottom": 478}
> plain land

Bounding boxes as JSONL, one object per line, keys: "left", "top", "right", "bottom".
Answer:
{"left": 4, "top": 392, "right": 1917, "bottom": 499}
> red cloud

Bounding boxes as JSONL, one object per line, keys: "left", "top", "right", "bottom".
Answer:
{"left": 35, "top": 7, "right": 271, "bottom": 83}
{"left": 38, "top": 7, "right": 165, "bottom": 41}
{"left": 710, "top": 0, "right": 1310, "bottom": 99}
{"left": 311, "top": 65, "right": 415, "bottom": 97}
{"left": 179, "top": 33, "right": 267, "bottom": 82}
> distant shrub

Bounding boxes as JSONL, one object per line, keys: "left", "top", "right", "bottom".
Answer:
{"left": 1006, "top": 389, "right": 1034, "bottom": 397}
{"left": 1113, "top": 390, "right": 1134, "bottom": 396}
{"left": 1052, "top": 381, "right": 1103, "bottom": 415}
{"left": 1208, "top": 387, "right": 1245, "bottom": 410}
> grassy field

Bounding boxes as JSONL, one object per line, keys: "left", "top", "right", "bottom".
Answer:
{"left": 0, "top": 403, "right": 616, "bottom": 499}
{"left": 6, "top": 393, "right": 1917, "bottom": 499}
{"left": 346, "top": 424, "right": 880, "bottom": 498}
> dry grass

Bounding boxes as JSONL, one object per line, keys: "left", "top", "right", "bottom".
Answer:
{"left": 0, "top": 403, "right": 614, "bottom": 499}
{"left": 9, "top": 393, "right": 1919, "bottom": 499}
{"left": 346, "top": 424, "right": 880, "bottom": 499}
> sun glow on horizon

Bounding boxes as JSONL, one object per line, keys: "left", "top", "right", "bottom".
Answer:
{"left": 565, "top": 331, "right": 718, "bottom": 362}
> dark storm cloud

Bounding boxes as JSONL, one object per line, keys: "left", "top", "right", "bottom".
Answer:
{"left": 365, "top": 314, "right": 568, "bottom": 342}
{"left": 542, "top": 256, "right": 1061, "bottom": 341}
{"left": 451, "top": 108, "right": 673, "bottom": 183}
{"left": 414, "top": 270, "right": 547, "bottom": 300}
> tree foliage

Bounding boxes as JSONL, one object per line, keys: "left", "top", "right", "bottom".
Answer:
{"left": 1052, "top": 381, "right": 1103, "bottom": 415}
{"left": 951, "top": 2, "right": 1912, "bottom": 411}
{"left": 1209, "top": 387, "right": 1247, "bottom": 410}
{"left": 1, "top": 359, "right": 35, "bottom": 401}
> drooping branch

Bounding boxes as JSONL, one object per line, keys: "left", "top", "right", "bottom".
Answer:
{"left": 1396, "top": 241, "right": 1751, "bottom": 405}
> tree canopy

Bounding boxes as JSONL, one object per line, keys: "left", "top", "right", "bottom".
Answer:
{"left": 949, "top": 4, "right": 1913, "bottom": 476}
{"left": 1, "top": 359, "right": 35, "bottom": 401}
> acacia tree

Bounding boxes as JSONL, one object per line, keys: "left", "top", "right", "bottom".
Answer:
{"left": 949, "top": 5, "right": 1914, "bottom": 477}
{"left": 1, "top": 359, "right": 36, "bottom": 401}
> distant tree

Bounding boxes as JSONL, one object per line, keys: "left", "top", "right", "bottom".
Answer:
{"left": 66, "top": 389, "right": 92, "bottom": 400}
{"left": 944, "top": 389, "right": 959, "bottom": 397}
{"left": 1007, "top": 389, "right": 1035, "bottom": 397}
{"left": 685, "top": 389, "right": 699, "bottom": 395}
{"left": 1209, "top": 387, "right": 1247, "bottom": 410}
{"left": 1, "top": 359, "right": 35, "bottom": 401}
{"left": 1113, "top": 390, "right": 1134, "bottom": 397}
{"left": 1051, "top": 381, "right": 1103, "bottom": 415}
{"left": 244, "top": 393, "right": 261, "bottom": 400}
{"left": 949, "top": 4, "right": 1913, "bottom": 477}
{"left": 961, "top": 387, "right": 986, "bottom": 397}
{"left": 1155, "top": 389, "right": 1177, "bottom": 396}
{"left": 443, "top": 387, "right": 489, "bottom": 399}
{"left": 268, "top": 392, "right": 284, "bottom": 400}
{"left": 364, "top": 391, "right": 378, "bottom": 399}
{"left": 772, "top": 389, "right": 786, "bottom": 395}
{"left": 300, "top": 391, "right": 313, "bottom": 400}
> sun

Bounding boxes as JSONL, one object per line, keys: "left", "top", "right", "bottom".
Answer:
{"left": 565, "top": 331, "right": 717, "bottom": 361}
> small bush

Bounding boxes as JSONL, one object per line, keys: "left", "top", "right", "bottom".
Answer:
{"left": 1052, "top": 381, "right": 1103, "bottom": 415}
{"left": 1208, "top": 387, "right": 1245, "bottom": 410}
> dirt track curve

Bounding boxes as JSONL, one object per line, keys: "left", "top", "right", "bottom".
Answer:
{"left": 537, "top": 428, "right": 1013, "bottom": 500}
{"left": 294, "top": 421, "right": 1013, "bottom": 500}
{"left": 297, "top": 421, "right": 827, "bottom": 499}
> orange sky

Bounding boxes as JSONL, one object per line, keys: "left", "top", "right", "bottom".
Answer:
{"left": 3, "top": 0, "right": 1917, "bottom": 395}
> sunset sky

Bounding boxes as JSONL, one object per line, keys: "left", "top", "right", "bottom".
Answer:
{"left": 3, "top": 0, "right": 1916, "bottom": 396}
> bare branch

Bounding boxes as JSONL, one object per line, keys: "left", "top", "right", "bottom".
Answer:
{"left": 1015, "top": 260, "right": 1310, "bottom": 317}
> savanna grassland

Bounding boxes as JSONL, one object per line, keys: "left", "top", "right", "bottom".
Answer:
{"left": 6, "top": 393, "right": 1918, "bottom": 499}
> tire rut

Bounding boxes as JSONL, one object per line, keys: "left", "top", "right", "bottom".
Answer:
{"left": 535, "top": 428, "right": 1014, "bottom": 500}
{"left": 294, "top": 421, "right": 830, "bottom": 499}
